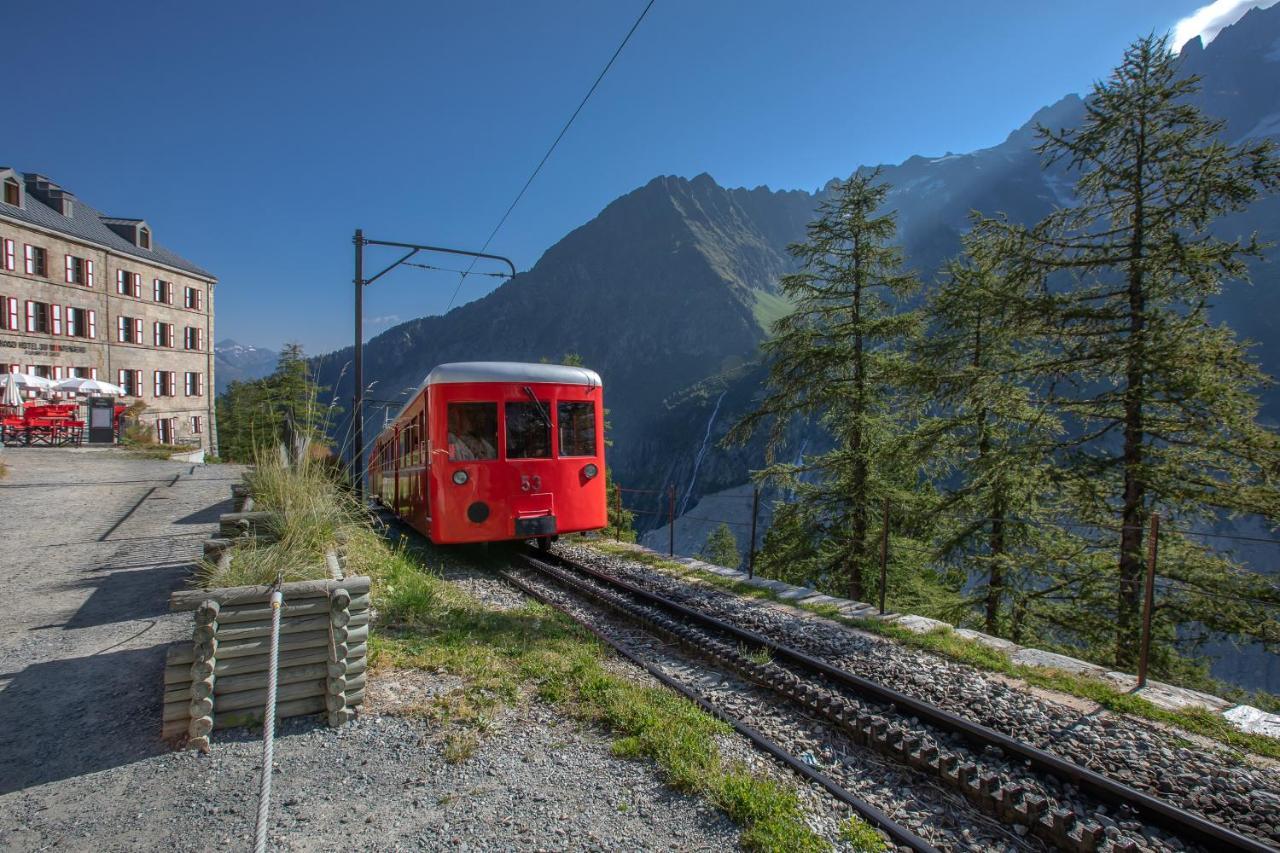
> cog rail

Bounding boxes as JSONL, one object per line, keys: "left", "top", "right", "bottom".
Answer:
{"left": 517, "top": 549, "right": 1271, "bottom": 853}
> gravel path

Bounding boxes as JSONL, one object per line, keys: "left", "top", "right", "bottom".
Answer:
{"left": 0, "top": 458, "right": 753, "bottom": 851}
{"left": 557, "top": 542, "right": 1280, "bottom": 848}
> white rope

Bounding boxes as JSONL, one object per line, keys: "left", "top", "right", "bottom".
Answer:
{"left": 253, "top": 587, "right": 284, "bottom": 853}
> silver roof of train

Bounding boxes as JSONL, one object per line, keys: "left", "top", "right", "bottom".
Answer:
{"left": 425, "top": 362, "right": 602, "bottom": 387}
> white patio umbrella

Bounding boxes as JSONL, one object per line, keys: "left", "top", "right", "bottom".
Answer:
{"left": 0, "top": 372, "right": 54, "bottom": 393}
{"left": 1, "top": 374, "right": 21, "bottom": 408}
{"left": 52, "top": 376, "right": 127, "bottom": 396}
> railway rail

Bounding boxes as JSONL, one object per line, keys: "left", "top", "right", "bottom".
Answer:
{"left": 510, "top": 548, "right": 1274, "bottom": 853}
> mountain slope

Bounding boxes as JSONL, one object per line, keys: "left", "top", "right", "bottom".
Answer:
{"left": 215, "top": 339, "right": 279, "bottom": 394}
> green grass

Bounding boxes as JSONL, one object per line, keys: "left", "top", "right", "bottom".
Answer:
{"left": 751, "top": 290, "right": 795, "bottom": 335}
{"left": 368, "top": 538, "right": 878, "bottom": 851}
{"left": 587, "top": 541, "right": 1280, "bottom": 761}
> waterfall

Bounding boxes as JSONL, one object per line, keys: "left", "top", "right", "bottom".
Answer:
{"left": 681, "top": 391, "right": 727, "bottom": 516}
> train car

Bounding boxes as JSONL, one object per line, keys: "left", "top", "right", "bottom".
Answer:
{"left": 368, "top": 361, "right": 607, "bottom": 546}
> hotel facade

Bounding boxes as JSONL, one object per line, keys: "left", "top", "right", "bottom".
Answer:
{"left": 0, "top": 168, "right": 217, "bottom": 450}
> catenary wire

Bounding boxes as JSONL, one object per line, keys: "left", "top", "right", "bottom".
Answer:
{"left": 443, "top": 0, "right": 656, "bottom": 312}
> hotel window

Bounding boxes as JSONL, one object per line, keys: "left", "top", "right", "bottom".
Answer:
{"left": 24, "top": 245, "right": 47, "bottom": 277}
{"left": 116, "top": 269, "right": 141, "bottom": 297}
{"left": 1, "top": 296, "right": 16, "bottom": 330}
{"left": 153, "top": 370, "right": 176, "bottom": 397}
{"left": 192, "top": 415, "right": 203, "bottom": 435}
{"left": 184, "top": 371, "right": 204, "bottom": 396}
{"left": 152, "top": 321, "right": 174, "bottom": 347}
{"left": 117, "top": 369, "right": 143, "bottom": 396}
{"left": 2, "top": 178, "right": 18, "bottom": 206}
{"left": 153, "top": 278, "right": 173, "bottom": 304}
{"left": 25, "top": 300, "right": 51, "bottom": 334}
{"left": 183, "top": 325, "right": 205, "bottom": 350}
{"left": 2, "top": 238, "right": 14, "bottom": 270}
{"left": 156, "top": 416, "right": 176, "bottom": 444}
{"left": 66, "top": 307, "right": 96, "bottom": 339}
{"left": 65, "top": 255, "right": 93, "bottom": 285}
{"left": 184, "top": 286, "right": 204, "bottom": 311}
{"left": 117, "top": 315, "right": 143, "bottom": 343}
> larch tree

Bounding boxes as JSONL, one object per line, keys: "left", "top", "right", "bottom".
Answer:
{"left": 995, "top": 34, "right": 1280, "bottom": 668}
{"left": 729, "top": 172, "right": 925, "bottom": 602}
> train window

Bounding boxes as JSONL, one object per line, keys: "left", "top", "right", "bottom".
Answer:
{"left": 447, "top": 402, "right": 498, "bottom": 461}
{"left": 505, "top": 401, "right": 552, "bottom": 459}
{"left": 557, "top": 401, "right": 596, "bottom": 457}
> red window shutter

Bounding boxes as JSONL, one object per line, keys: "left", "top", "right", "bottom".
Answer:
{"left": 153, "top": 279, "right": 160, "bottom": 301}
{"left": 5, "top": 297, "right": 14, "bottom": 330}
{"left": 198, "top": 372, "right": 204, "bottom": 396}
{"left": 152, "top": 321, "right": 159, "bottom": 345}
{"left": 25, "top": 301, "right": 35, "bottom": 332}
{"left": 132, "top": 273, "right": 141, "bottom": 298}
{"left": 117, "top": 316, "right": 126, "bottom": 341}
{"left": 2, "top": 239, "right": 13, "bottom": 270}
{"left": 118, "top": 369, "right": 125, "bottom": 387}
{"left": 117, "top": 270, "right": 124, "bottom": 293}
{"left": 65, "top": 255, "right": 74, "bottom": 283}
{"left": 90, "top": 367, "right": 98, "bottom": 380}
{"left": 87, "top": 309, "right": 97, "bottom": 339}
{"left": 135, "top": 370, "right": 143, "bottom": 395}
{"left": 65, "top": 305, "right": 75, "bottom": 336}
{"left": 86, "top": 259, "right": 95, "bottom": 287}
{"left": 24, "top": 245, "right": 33, "bottom": 274}
{"left": 153, "top": 371, "right": 161, "bottom": 397}
{"left": 52, "top": 366, "right": 62, "bottom": 380}
{"left": 134, "top": 318, "right": 143, "bottom": 342}
{"left": 169, "top": 371, "right": 176, "bottom": 396}
{"left": 51, "top": 304, "right": 63, "bottom": 335}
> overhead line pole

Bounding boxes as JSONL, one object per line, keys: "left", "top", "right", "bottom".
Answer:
{"left": 351, "top": 231, "right": 515, "bottom": 498}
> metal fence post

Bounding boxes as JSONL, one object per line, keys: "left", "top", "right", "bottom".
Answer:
{"left": 1137, "top": 511, "right": 1159, "bottom": 689}
{"left": 668, "top": 484, "right": 676, "bottom": 557}
{"left": 748, "top": 485, "right": 760, "bottom": 579}
{"left": 878, "top": 497, "right": 890, "bottom": 614}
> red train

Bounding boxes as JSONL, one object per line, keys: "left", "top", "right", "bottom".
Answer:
{"left": 368, "top": 361, "right": 607, "bottom": 546}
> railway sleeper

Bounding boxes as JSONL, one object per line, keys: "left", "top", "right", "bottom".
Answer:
{"left": 526, "top": 559, "right": 1130, "bottom": 853}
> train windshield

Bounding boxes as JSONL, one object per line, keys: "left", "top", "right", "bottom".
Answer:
{"left": 447, "top": 403, "right": 498, "bottom": 461}
{"left": 557, "top": 401, "right": 596, "bottom": 457}
{"left": 505, "top": 401, "right": 552, "bottom": 459}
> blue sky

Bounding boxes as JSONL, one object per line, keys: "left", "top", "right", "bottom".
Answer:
{"left": 2, "top": 0, "right": 1253, "bottom": 355}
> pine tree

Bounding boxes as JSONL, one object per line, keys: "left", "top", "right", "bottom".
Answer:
{"left": 995, "top": 34, "right": 1280, "bottom": 668}
{"left": 701, "top": 523, "right": 741, "bottom": 568}
{"left": 910, "top": 231, "right": 1072, "bottom": 636}
{"left": 729, "top": 172, "right": 925, "bottom": 602}
{"left": 217, "top": 343, "right": 335, "bottom": 463}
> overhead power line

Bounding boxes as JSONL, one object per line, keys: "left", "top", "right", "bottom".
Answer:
{"left": 444, "top": 0, "right": 656, "bottom": 312}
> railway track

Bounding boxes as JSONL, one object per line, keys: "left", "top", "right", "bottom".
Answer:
{"left": 508, "top": 547, "right": 1274, "bottom": 853}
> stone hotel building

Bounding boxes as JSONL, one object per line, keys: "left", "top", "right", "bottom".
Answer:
{"left": 0, "top": 169, "right": 216, "bottom": 450}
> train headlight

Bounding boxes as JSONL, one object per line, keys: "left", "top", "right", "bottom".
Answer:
{"left": 583, "top": 463, "right": 599, "bottom": 479}
{"left": 452, "top": 470, "right": 469, "bottom": 485}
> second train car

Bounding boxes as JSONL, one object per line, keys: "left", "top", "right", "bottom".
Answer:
{"left": 368, "top": 361, "right": 607, "bottom": 546}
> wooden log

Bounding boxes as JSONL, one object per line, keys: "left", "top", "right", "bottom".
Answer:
{"left": 193, "top": 624, "right": 216, "bottom": 644}
{"left": 202, "top": 538, "right": 232, "bottom": 558}
{"left": 163, "top": 700, "right": 193, "bottom": 722}
{"left": 162, "top": 717, "right": 191, "bottom": 739}
{"left": 213, "top": 613, "right": 335, "bottom": 642}
{"left": 218, "top": 510, "right": 273, "bottom": 529}
{"left": 170, "top": 576, "right": 370, "bottom": 611}
{"left": 193, "top": 639, "right": 217, "bottom": 661}
{"left": 329, "top": 609, "right": 369, "bottom": 630}
{"left": 189, "top": 695, "right": 213, "bottom": 717}
{"left": 325, "top": 550, "right": 343, "bottom": 580}
{"left": 241, "top": 495, "right": 255, "bottom": 514}
{"left": 215, "top": 629, "right": 332, "bottom": 660}
{"left": 216, "top": 662, "right": 332, "bottom": 694}
{"left": 331, "top": 588, "right": 352, "bottom": 610}
{"left": 327, "top": 673, "right": 366, "bottom": 695}
{"left": 328, "top": 688, "right": 364, "bottom": 712}
{"left": 215, "top": 598, "right": 331, "bottom": 624}
{"left": 195, "top": 599, "right": 220, "bottom": 626}
{"left": 333, "top": 624, "right": 369, "bottom": 646}
{"left": 165, "top": 647, "right": 331, "bottom": 684}
{"left": 215, "top": 679, "right": 327, "bottom": 712}
{"left": 189, "top": 716, "right": 213, "bottom": 737}
{"left": 326, "top": 656, "right": 368, "bottom": 680}
{"left": 213, "top": 696, "right": 326, "bottom": 730}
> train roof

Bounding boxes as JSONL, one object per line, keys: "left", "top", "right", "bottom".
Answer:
{"left": 425, "top": 362, "right": 603, "bottom": 387}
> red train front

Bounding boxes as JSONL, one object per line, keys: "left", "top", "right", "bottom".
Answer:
{"left": 368, "top": 361, "right": 607, "bottom": 545}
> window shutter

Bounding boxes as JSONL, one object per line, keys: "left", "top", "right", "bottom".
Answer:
{"left": 117, "top": 316, "right": 126, "bottom": 342}
{"left": 51, "top": 304, "right": 62, "bottom": 335}
{"left": 168, "top": 323, "right": 175, "bottom": 346}
{"left": 65, "top": 305, "right": 76, "bottom": 337}
{"left": 25, "top": 301, "right": 35, "bottom": 332}
{"left": 2, "top": 239, "right": 13, "bottom": 270}
{"left": 6, "top": 297, "right": 15, "bottom": 330}
{"left": 132, "top": 273, "right": 140, "bottom": 298}
{"left": 90, "top": 367, "right": 98, "bottom": 380}
{"left": 197, "top": 372, "right": 204, "bottom": 396}
{"left": 153, "top": 279, "right": 161, "bottom": 301}
{"left": 24, "top": 245, "right": 33, "bottom": 274}
{"left": 197, "top": 327, "right": 205, "bottom": 350}
{"left": 52, "top": 366, "right": 61, "bottom": 380}
{"left": 134, "top": 318, "right": 143, "bottom": 342}
{"left": 152, "top": 321, "right": 159, "bottom": 345}
{"left": 169, "top": 371, "right": 176, "bottom": 396}
{"left": 154, "top": 371, "right": 161, "bottom": 397}
{"left": 87, "top": 309, "right": 97, "bottom": 339}
{"left": 86, "top": 259, "right": 95, "bottom": 287}
{"left": 65, "top": 255, "right": 74, "bottom": 283}
{"left": 118, "top": 369, "right": 125, "bottom": 388}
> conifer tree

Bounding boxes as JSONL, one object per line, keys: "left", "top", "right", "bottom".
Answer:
{"left": 729, "top": 172, "right": 924, "bottom": 601}
{"left": 701, "top": 523, "right": 741, "bottom": 568}
{"left": 217, "top": 343, "right": 335, "bottom": 463}
{"left": 910, "top": 232, "right": 1071, "bottom": 636}
{"left": 994, "top": 34, "right": 1280, "bottom": 667}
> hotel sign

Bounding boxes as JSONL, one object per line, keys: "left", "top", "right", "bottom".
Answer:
{"left": 0, "top": 336, "right": 88, "bottom": 355}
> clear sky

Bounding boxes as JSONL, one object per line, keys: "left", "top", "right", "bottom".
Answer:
{"left": 3, "top": 0, "right": 1255, "bottom": 355}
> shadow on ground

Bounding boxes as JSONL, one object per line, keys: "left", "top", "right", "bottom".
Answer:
{"left": 0, "top": 645, "right": 170, "bottom": 794}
